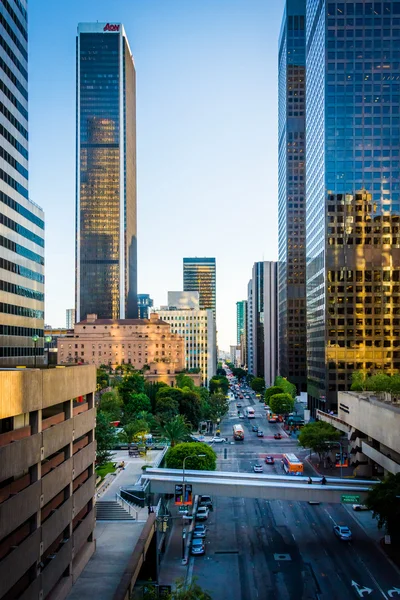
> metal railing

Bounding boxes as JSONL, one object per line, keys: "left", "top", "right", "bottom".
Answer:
{"left": 115, "top": 492, "right": 139, "bottom": 520}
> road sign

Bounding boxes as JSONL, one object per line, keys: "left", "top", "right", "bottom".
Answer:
{"left": 341, "top": 494, "right": 360, "bottom": 503}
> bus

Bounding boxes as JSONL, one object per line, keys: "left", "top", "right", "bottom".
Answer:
{"left": 282, "top": 453, "right": 303, "bottom": 476}
{"left": 245, "top": 406, "right": 255, "bottom": 418}
{"left": 233, "top": 424, "right": 245, "bottom": 441}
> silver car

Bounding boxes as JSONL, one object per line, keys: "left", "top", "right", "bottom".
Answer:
{"left": 333, "top": 525, "right": 352, "bottom": 541}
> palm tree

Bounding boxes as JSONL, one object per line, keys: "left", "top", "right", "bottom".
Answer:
{"left": 156, "top": 414, "right": 190, "bottom": 447}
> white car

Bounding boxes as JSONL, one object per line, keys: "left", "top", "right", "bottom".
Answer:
{"left": 209, "top": 437, "right": 226, "bottom": 443}
{"left": 253, "top": 463, "right": 263, "bottom": 473}
{"left": 196, "top": 506, "right": 209, "bottom": 521}
{"left": 352, "top": 504, "right": 369, "bottom": 511}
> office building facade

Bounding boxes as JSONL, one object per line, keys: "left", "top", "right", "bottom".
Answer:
{"left": 0, "top": 0, "right": 45, "bottom": 366}
{"left": 236, "top": 300, "right": 246, "bottom": 345}
{"left": 247, "top": 279, "right": 254, "bottom": 374}
{"left": 137, "top": 294, "right": 153, "bottom": 320}
{"left": 278, "top": 0, "right": 307, "bottom": 393}
{"left": 306, "top": 1, "right": 400, "bottom": 413}
{"left": 251, "top": 262, "right": 278, "bottom": 386}
{"left": 76, "top": 23, "right": 137, "bottom": 322}
{"left": 183, "top": 257, "right": 216, "bottom": 318}
{"left": 0, "top": 365, "right": 97, "bottom": 599}
{"left": 66, "top": 308, "right": 76, "bottom": 329}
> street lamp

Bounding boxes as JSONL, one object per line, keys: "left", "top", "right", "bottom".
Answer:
{"left": 44, "top": 335, "right": 52, "bottom": 367}
{"left": 325, "top": 440, "right": 345, "bottom": 479}
{"left": 32, "top": 335, "right": 39, "bottom": 368}
{"left": 181, "top": 454, "right": 206, "bottom": 560}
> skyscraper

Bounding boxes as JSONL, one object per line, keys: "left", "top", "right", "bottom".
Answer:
{"left": 66, "top": 308, "right": 76, "bottom": 329}
{"left": 236, "top": 300, "right": 246, "bottom": 345}
{"left": 76, "top": 23, "right": 137, "bottom": 322}
{"left": 0, "top": 0, "right": 45, "bottom": 366}
{"left": 306, "top": 1, "right": 400, "bottom": 413}
{"left": 247, "top": 279, "right": 254, "bottom": 374}
{"left": 278, "top": 0, "right": 307, "bottom": 393}
{"left": 183, "top": 257, "right": 216, "bottom": 317}
{"left": 137, "top": 294, "right": 153, "bottom": 319}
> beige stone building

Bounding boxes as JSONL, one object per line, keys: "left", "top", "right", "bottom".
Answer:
{"left": 0, "top": 364, "right": 97, "bottom": 600}
{"left": 144, "top": 361, "right": 202, "bottom": 388}
{"left": 57, "top": 313, "right": 185, "bottom": 372}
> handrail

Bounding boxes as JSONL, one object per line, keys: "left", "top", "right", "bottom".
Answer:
{"left": 115, "top": 492, "right": 138, "bottom": 520}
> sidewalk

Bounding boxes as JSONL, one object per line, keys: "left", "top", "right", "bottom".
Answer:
{"left": 158, "top": 517, "right": 189, "bottom": 588}
{"left": 66, "top": 448, "right": 164, "bottom": 600}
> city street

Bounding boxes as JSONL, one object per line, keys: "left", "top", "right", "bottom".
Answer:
{"left": 187, "top": 392, "right": 400, "bottom": 599}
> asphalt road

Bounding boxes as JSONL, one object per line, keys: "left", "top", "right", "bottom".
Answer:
{"left": 189, "top": 389, "right": 400, "bottom": 600}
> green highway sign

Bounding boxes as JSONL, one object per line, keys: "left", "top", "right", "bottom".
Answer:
{"left": 341, "top": 494, "right": 360, "bottom": 504}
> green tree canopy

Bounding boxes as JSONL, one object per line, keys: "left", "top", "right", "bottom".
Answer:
{"left": 366, "top": 472, "right": 400, "bottom": 543}
{"left": 96, "top": 369, "right": 109, "bottom": 391}
{"left": 176, "top": 373, "right": 195, "bottom": 390}
{"left": 350, "top": 371, "right": 366, "bottom": 391}
{"left": 117, "top": 373, "right": 146, "bottom": 403}
{"left": 274, "top": 376, "right": 297, "bottom": 399}
{"left": 269, "top": 393, "right": 295, "bottom": 415}
{"left": 179, "top": 388, "right": 202, "bottom": 429}
{"left": 119, "top": 420, "right": 149, "bottom": 443}
{"left": 156, "top": 414, "right": 190, "bottom": 447}
{"left": 155, "top": 395, "right": 179, "bottom": 422}
{"left": 165, "top": 442, "right": 216, "bottom": 470}
{"left": 99, "top": 391, "right": 123, "bottom": 421}
{"left": 265, "top": 386, "right": 285, "bottom": 404}
{"left": 202, "top": 392, "right": 229, "bottom": 423}
{"left": 232, "top": 367, "right": 247, "bottom": 381}
{"left": 209, "top": 376, "right": 229, "bottom": 395}
{"left": 298, "top": 421, "right": 341, "bottom": 460}
{"left": 144, "top": 380, "right": 169, "bottom": 411}
{"left": 171, "top": 577, "right": 213, "bottom": 600}
{"left": 95, "top": 411, "right": 116, "bottom": 465}
{"left": 123, "top": 393, "right": 152, "bottom": 424}
{"left": 156, "top": 386, "right": 184, "bottom": 405}
{"left": 250, "top": 377, "right": 265, "bottom": 393}
{"left": 216, "top": 367, "right": 227, "bottom": 377}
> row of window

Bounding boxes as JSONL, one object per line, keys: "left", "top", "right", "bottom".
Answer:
{"left": 0, "top": 234, "right": 44, "bottom": 265}
{"left": 327, "top": 2, "right": 400, "bottom": 17}
{"left": 0, "top": 100, "right": 28, "bottom": 140}
{"left": 0, "top": 55, "right": 28, "bottom": 101}
{"left": 0, "top": 11, "right": 27, "bottom": 60}
{"left": 0, "top": 167, "right": 28, "bottom": 199}
{"left": 0, "top": 122, "right": 28, "bottom": 162}
{"left": 0, "top": 278, "right": 44, "bottom": 302}
{"left": 0, "top": 212, "right": 44, "bottom": 247}
{"left": 0, "top": 144, "right": 28, "bottom": 179}
{"left": 0, "top": 191, "right": 43, "bottom": 229}
{"left": 0, "top": 77, "right": 27, "bottom": 120}
{"left": 2, "top": 0, "right": 27, "bottom": 39}
{"left": 0, "top": 256, "right": 44, "bottom": 283}
{"left": 0, "top": 25, "right": 27, "bottom": 81}
{"left": 0, "top": 325, "right": 43, "bottom": 337}
{"left": 0, "top": 302, "right": 44, "bottom": 319}
{"left": 0, "top": 347, "right": 43, "bottom": 358}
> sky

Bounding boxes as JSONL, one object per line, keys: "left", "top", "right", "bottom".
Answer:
{"left": 29, "top": 0, "right": 285, "bottom": 350}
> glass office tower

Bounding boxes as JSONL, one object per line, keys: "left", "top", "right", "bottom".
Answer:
{"left": 278, "top": 0, "right": 307, "bottom": 393}
{"left": 236, "top": 300, "right": 246, "bottom": 345}
{"left": 306, "top": 1, "right": 400, "bottom": 413}
{"left": 0, "top": 0, "right": 45, "bottom": 366}
{"left": 76, "top": 23, "right": 137, "bottom": 322}
{"left": 183, "top": 257, "right": 216, "bottom": 318}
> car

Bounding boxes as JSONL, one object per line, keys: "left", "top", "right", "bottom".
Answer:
{"left": 257, "top": 430, "right": 264, "bottom": 437}
{"left": 193, "top": 524, "right": 207, "bottom": 538}
{"left": 253, "top": 463, "right": 263, "bottom": 473}
{"left": 245, "top": 395, "right": 250, "bottom": 399}
{"left": 237, "top": 403, "right": 242, "bottom": 408}
{"left": 274, "top": 433, "right": 282, "bottom": 439}
{"left": 352, "top": 504, "right": 369, "bottom": 511}
{"left": 308, "top": 501, "right": 321, "bottom": 505}
{"left": 199, "top": 495, "right": 213, "bottom": 510}
{"left": 265, "top": 456, "right": 275, "bottom": 464}
{"left": 191, "top": 538, "right": 205, "bottom": 555}
{"left": 252, "top": 425, "right": 259, "bottom": 432}
{"left": 196, "top": 507, "right": 209, "bottom": 521}
{"left": 333, "top": 525, "right": 352, "bottom": 541}
{"left": 210, "top": 437, "right": 226, "bottom": 443}
{"left": 239, "top": 414, "right": 245, "bottom": 419}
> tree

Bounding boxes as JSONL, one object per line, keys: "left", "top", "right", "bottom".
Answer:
{"left": 274, "top": 376, "right": 297, "bottom": 399}
{"left": 250, "top": 377, "right": 265, "bottom": 394}
{"left": 144, "top": 380, "right": 168, "bottom": 411}
{"left": 264, "top": 386, "right": 284, "bottom": 404}
{"left": 176, "top": 373, "right": 195, "bottom": 390}
{"left": 216, "top": 367, "right": 227, "bottom": 377}
{"left": 366, "top": 373, "right": 391, "bottom": 393}
{"left": 206, "top": 393, "right": 229, "bottom": 422}
{"left": 119, "top": 420, "right": 149, "bottom": 443}
{"left": 171, "top": 577, "right": 213, "bottom": 600}
{"left": 117, "top": 373, "right": 145, "bottom": 403}
{"left": 209, "top": 376, "right": 229, "bottom": 395}
{"left": 155, "top": 395, "right": 179, "bottom": 424}
{"left": 156, "top": 414, "right": 190, "bottom": 447}
{"left": 232, "top": 367, "right": 247, "bottom": 381}
{"left": 99, "top": 391, "right": 123, "bottom": 421}
{"left": 298, "top": 421, "right": 341, "bottom": 461}
{"left": 366, "top": 473, "right": 400, "bottom": 544}
{"left": 95, "top": 411, "right": 116, "bottom": 465}
{"left": 123, "top": 393, "right": 152, "bottom": 424}
{"left": 179, "top": 388, "right": 202, "bottom": 429}
{"left": 350, "top": 371, "right": 366, "bottom": 392}
{"left": 96, "top": 368, "right": 109, "bottom": 392}
{"left": 165, "top": 442, "right": 216, "bottom": 471}
{"left": 269, "top": 393, "right": 295, "bottom": 415}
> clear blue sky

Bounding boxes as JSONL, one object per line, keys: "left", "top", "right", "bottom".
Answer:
{"left": 29, "top": 0, "right": 284, "bottom": 350}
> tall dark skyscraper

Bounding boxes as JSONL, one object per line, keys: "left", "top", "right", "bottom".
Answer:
{"left": 306, "top": 1, "right": 400, "bottom": 413}
{"left": 278, "top": 0, "right": 307, "bottom": 393}
{"left": 183, "top": 257, "right": 216, "bottom": 318}
{"left": 76, "top": 23, "right": 137, "bottom": 322}
{"left": 0, "top": 0, "right": 45, "bottom": 366}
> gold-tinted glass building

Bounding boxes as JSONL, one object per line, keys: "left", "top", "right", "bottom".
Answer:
{"left": 76, "top": 23, "right": 137, "bottom": 322}
{"left": 183, "top": 257, "right": 216, "bottom": 318}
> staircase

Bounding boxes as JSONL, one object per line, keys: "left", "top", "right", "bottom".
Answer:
{"left": 96, "top": 500, "right": 135, "bottom": 521}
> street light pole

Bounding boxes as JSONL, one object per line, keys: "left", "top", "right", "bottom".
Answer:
{"left": 32, "top": 335, "right": 39, "bottom": 368}
{"left": 326, "top": 441, "right": 344, "bottom": 479}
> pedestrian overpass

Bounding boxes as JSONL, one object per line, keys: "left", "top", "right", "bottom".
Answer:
{"left": 143, "top": 468, "right": 376, "bottom": 504}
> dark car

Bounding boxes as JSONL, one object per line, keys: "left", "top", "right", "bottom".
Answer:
{"left": 265, "top": 455, "right": 275, "bottom": 464}
{"left": 257, "top": 430, "right": 264, "bottom": 437}
{"left": 274, "top": 433, "right": 282, "bottom": 440}
{"left": 252, "top": 425, "right": 259, "bottom": 432}
{"left": 191, "top": 538, "right": 205, "bottom": 555}
{"left": 199, "top": 495, "right": 213, "bottom": 510}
